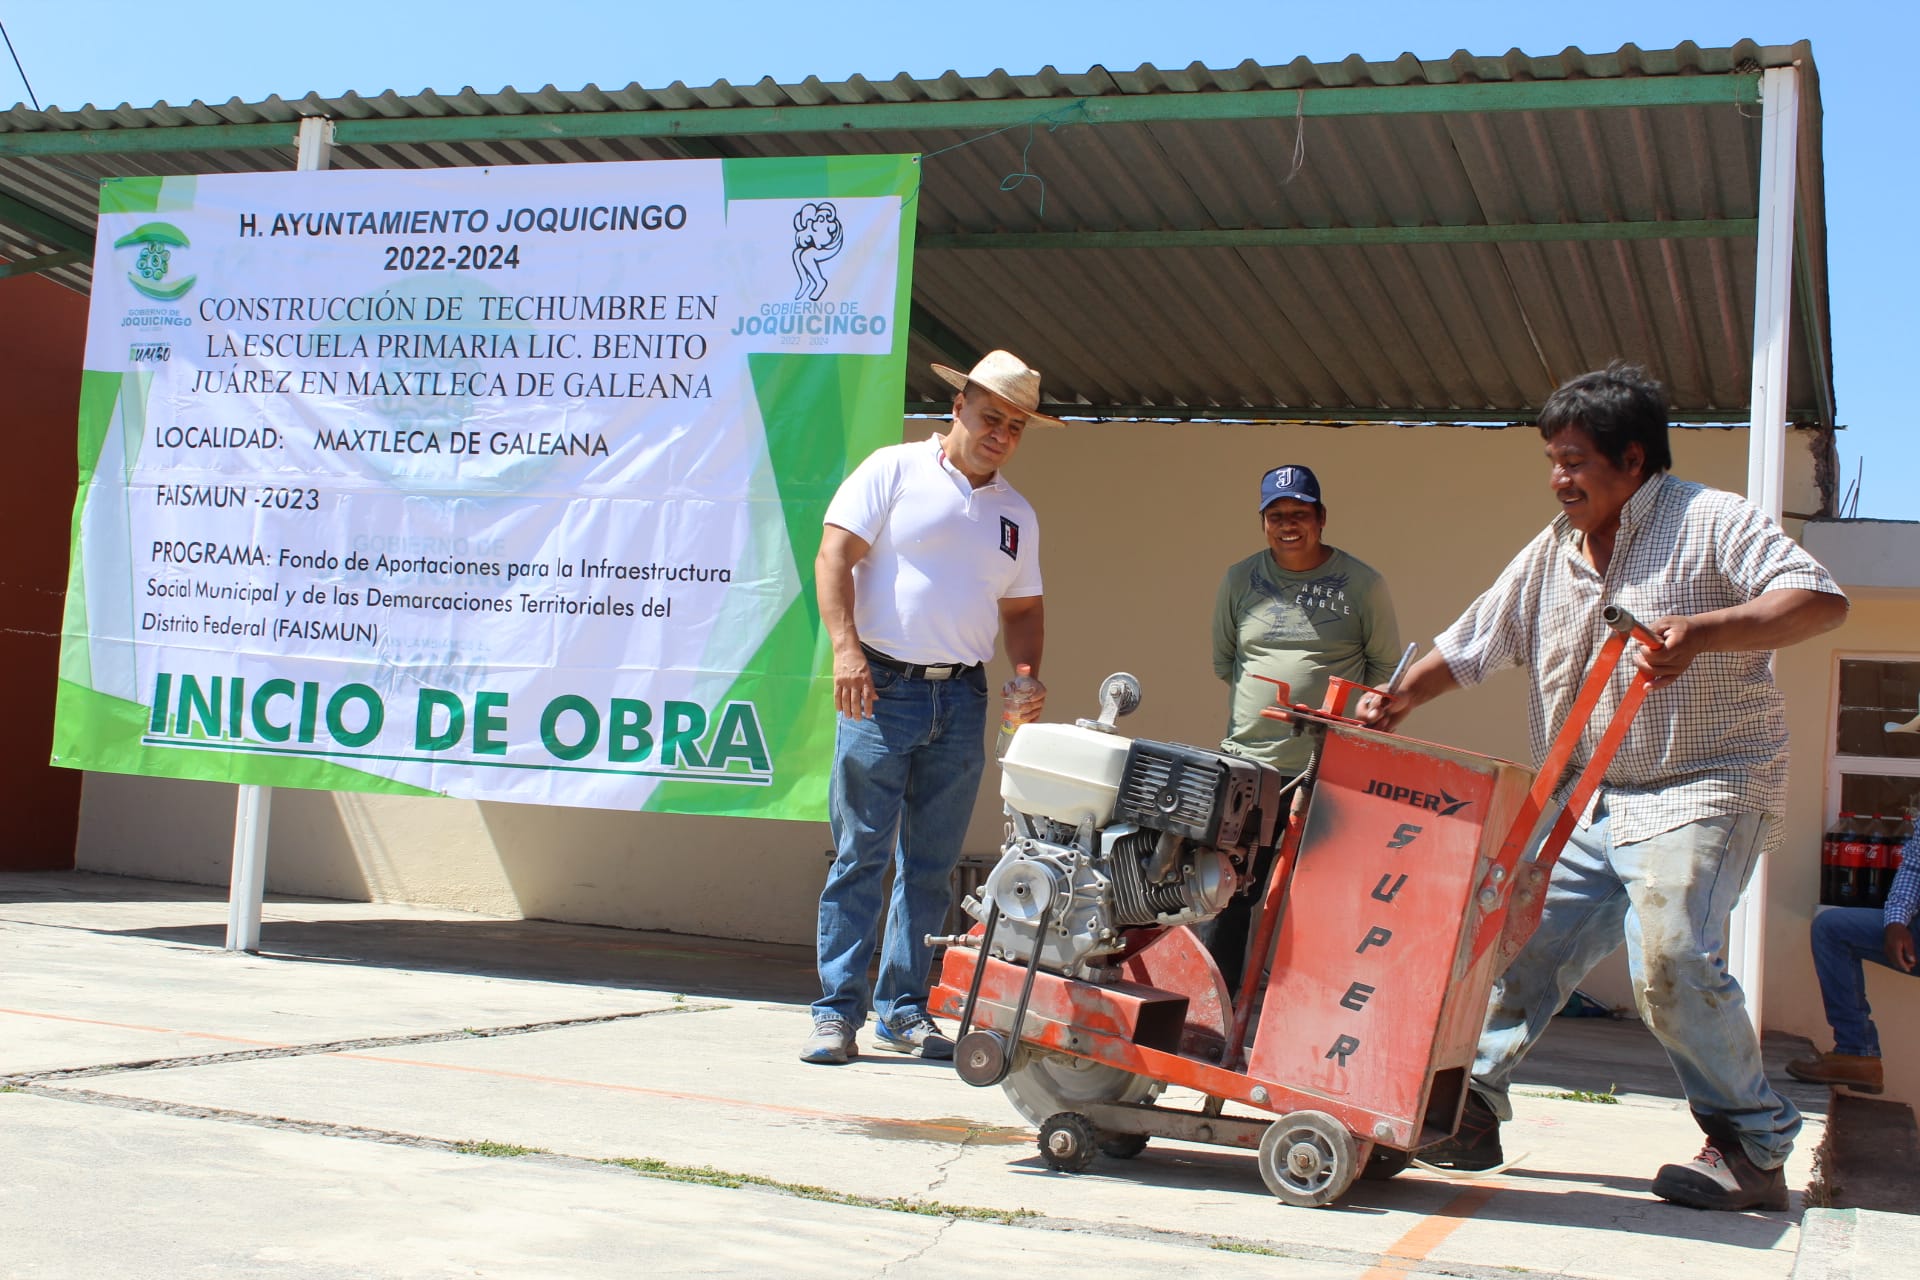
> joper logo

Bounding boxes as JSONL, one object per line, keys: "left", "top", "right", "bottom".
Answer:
{"left": 791, "top": 201, "right": 844, "bottom": 302}
{"left": 115, "top": 221, "right": 196, "bottom": 301}
{"left": 1363, "top": 778, "right": 1471, "bottom": 817}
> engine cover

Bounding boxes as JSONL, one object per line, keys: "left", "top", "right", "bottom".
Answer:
{"left": 1114, "top": 740, "right": 1285, "bottom": 850}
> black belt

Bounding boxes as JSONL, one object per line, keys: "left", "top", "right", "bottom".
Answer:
{"left": 862, "top": 644, "right": 979, "bottom": 682}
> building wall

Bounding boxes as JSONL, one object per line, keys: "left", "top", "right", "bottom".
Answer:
{"left": 1773, "top": 589, "right": 1920, "bottom": 1106}
{"left": 1, "top": 272, "right": 88, "bottom": 870}
{"left": 80, "top": 417, "right": 1864, "bottom": 1051}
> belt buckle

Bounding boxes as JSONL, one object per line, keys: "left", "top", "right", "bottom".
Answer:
{"left": 923, "top": 663, "right": 956, "bottom": 681}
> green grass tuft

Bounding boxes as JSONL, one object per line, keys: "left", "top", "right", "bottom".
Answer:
{"left": 1210, "top": 1239, "right": 1283, "bottom": 1256}
{"left": 453, "top": 1140, "right": 546, "bottom": 1157}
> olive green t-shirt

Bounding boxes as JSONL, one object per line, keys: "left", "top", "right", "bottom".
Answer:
{"left": 1211, "top": 546, "right": 1400, "bottom": 774}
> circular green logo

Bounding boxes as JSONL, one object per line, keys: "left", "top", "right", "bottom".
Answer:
{"left": 114, "top": 222, "right": 196, "bottom": 301}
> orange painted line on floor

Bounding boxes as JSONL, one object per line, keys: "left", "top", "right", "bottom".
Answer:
{"left": 332, "top": 1050, "right": 983, "bottom": 1133}
{"left": 0, "top": 1007, "right": 285, "bottom": 1049}
{"left": 1357, "top": 1184, "right": 1497, "bottom": 1278}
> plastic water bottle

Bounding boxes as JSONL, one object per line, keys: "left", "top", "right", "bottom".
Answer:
{"left": 994, "top": 664, "right": 1042, "bottom": 760}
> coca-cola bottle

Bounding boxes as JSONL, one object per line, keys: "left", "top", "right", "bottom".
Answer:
{"left": 1820, "top": 814, "right": 1850, "bottom": 906}
{"left": 1863, "top": 815, "right": 1896, "bottom": 910}
{"left": 1835, "top": 812, "right": 1870, "bottom": 908}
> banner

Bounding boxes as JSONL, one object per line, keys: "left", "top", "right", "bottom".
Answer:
{"left": 53, "top": 155, "right": 919, "bottom": 820}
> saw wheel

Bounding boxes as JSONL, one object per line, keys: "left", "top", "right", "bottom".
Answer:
{"left": 1001, "top": 1044, "right": 1164, "bottom": 1127}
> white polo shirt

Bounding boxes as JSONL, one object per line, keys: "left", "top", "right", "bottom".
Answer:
{"left": 824, "top": 434, "right": 1042, "bottom": 667}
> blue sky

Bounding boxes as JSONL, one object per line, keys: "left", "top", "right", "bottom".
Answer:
{"left": 4, "top": 0, "right": 1912, "bottom": 518}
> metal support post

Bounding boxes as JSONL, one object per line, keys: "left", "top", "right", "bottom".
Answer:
{"left": 224, "top": 115, "right": 334, "bottom": 953}
{"left": 225, "top": 785, "right": 272, "bottom": 952}
{"left": 1732, "top": 66, "right": 1801, "bottom": 1034}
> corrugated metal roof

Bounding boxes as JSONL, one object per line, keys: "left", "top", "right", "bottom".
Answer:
{"left": 0, "top": 40, "right": 1833, "bottom": 428}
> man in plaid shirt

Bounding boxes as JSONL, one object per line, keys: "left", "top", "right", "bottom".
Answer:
{"left": 1786, "top": 828, "right": 1920, "bottom": 1095}
{"left": 1360, "top": 363, "right": 1848, "bottom": 1212}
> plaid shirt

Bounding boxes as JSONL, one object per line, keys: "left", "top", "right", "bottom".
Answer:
{"left": 1888, "top": 830, "right": 1920, "bottom": 930}
{"left": 1435, "top": 473, "right": 1844, "bottom": 845}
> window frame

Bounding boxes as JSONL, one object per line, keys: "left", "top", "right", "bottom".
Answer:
{"left": 1825, "top": 649, "right": 1920, "bottom": 826}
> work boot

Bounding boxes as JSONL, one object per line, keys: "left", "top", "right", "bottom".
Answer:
{"left": 1416, "top": 1089, "right": 1504, "bottom": 1171}
{"left": 873, "top": 1013, "right": 955, "bottom": 1060}
{"left": 799, "top": 1017, "right": 858, "bottom": 1065}
{"left": 1785, "top": 1051, "right": 1884, "bottom": 1095}
{"left": 1651, "top": 1138, "right": 1789, "bottom": 1212}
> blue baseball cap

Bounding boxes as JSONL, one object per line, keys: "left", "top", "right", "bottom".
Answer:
{"left": 1258, "top": 464, "right": 1322, "bottom": 511}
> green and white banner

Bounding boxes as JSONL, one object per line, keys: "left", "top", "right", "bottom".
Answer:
{"left": 53, "top": 155, "right": 919, "bottom": 820}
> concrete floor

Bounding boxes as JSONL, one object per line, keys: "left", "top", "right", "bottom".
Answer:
{"left": 0, "top": 870, "right": 1850, "bottom": 1279}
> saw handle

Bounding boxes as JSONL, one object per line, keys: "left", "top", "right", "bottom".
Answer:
{"left": 1471, "top": 600, "right": 1666, "bottom": 970}
{"left": 1600, "top": 603, "right": 1662, "bottom": 651}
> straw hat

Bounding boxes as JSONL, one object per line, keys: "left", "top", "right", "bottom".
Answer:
{"left": 931, "top": 350, "right": 1065, "bottom": 426}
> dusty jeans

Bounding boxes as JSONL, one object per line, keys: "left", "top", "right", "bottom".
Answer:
{"left": 1470, "top": 804, "right": 1800, "bottom": 1169}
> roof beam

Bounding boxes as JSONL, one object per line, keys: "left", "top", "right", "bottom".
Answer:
{"left": 904, "top": 402, "right": 1811, "bottom": 425}
{"left": 0, "top": 120, "right": 298, "bottom": 157}
{"left": 0, "top": 191, "right": 94, "bottom": 252}
{"left": 0, "top": 248, "right": 85, "bottom": 279}
{"left": 907, "top": 300, "right": 980, "bottom": 371}
{"left": 1793, "top": 207, "right": 1836, "bottom": 433}
{"left": 0, "top": 76, "right": 1756, "bottom": 157}
{"left": 919, "top": 219, "right": 1756, "bottom": 252}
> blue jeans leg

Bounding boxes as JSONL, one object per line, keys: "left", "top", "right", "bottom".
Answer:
{"left": 1614, "top": 812, "right": 1799, "bottom": 1167}
{"left": 813, "top": 668, "right": 985, "bottom": 1028}
{"left": 1474, "top": 815, "right": 1634, "bottom": 1117}
{"left": 1811, "top": 907, "right": 1916, "bottom": 1056}
{"left": 1472, "top": 809, "right": 1801, "bottom": 1169}
{"left": 874, "top": 676, "right": 985, "bottom": 1027}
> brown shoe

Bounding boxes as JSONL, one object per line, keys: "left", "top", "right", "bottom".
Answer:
{"left": 1785, "top": 1051, "right": 1884, "bottom": 1094}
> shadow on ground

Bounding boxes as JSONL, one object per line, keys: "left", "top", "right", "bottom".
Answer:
{"left": 0, "top": 870, "right": 1831, "bottom": 1120}
{"left": 0, "top": 871, "right": 819, "bottom": 1004}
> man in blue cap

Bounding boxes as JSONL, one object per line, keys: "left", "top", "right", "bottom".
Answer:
{"left": 1205, "top": 463, "right": 1400, "bottom": 991}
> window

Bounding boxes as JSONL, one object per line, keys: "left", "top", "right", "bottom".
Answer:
{"left": 1829, "top": 655, "right": 1920, "bottom": 822}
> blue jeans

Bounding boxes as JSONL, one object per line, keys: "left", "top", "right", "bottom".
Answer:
{"left": 1471, "top": 805, "right": 1801, "bottom": 1169}
{"left": 1811, "top": 907, "right": 1917, "bottom": 1056}
{"left": 813, "top": 663, "right": 987, "bottom": 1030}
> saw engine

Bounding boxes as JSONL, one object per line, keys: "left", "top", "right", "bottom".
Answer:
{"left": 963, "top": 673, "right": 1290, "bottom": 977}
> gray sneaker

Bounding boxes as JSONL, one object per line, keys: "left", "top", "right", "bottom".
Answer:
{"left": 874, "top": 1014, "right": 954, "bottom": 1060}
{"left": 800, "top": 1017, "right": 858, "bottom": 1065}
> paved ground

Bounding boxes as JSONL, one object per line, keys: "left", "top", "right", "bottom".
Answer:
{"left": 0, "top": 871, "right": 1849, "bottom": 1278}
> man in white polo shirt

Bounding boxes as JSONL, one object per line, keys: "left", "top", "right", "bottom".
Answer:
{"left": 803, "top": 350, "right": 1054, "bottom": 1065}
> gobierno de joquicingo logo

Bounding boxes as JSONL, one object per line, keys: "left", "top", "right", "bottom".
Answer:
{"left": 115, "top": 222, "right": 196, "bottom": 301}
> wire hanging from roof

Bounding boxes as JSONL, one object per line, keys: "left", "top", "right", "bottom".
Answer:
{"left": 908, "top": 99, "right": 1092, "bottom": 217}
{"left": 0, "top": 20, "right": 39, "bottom": 112}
